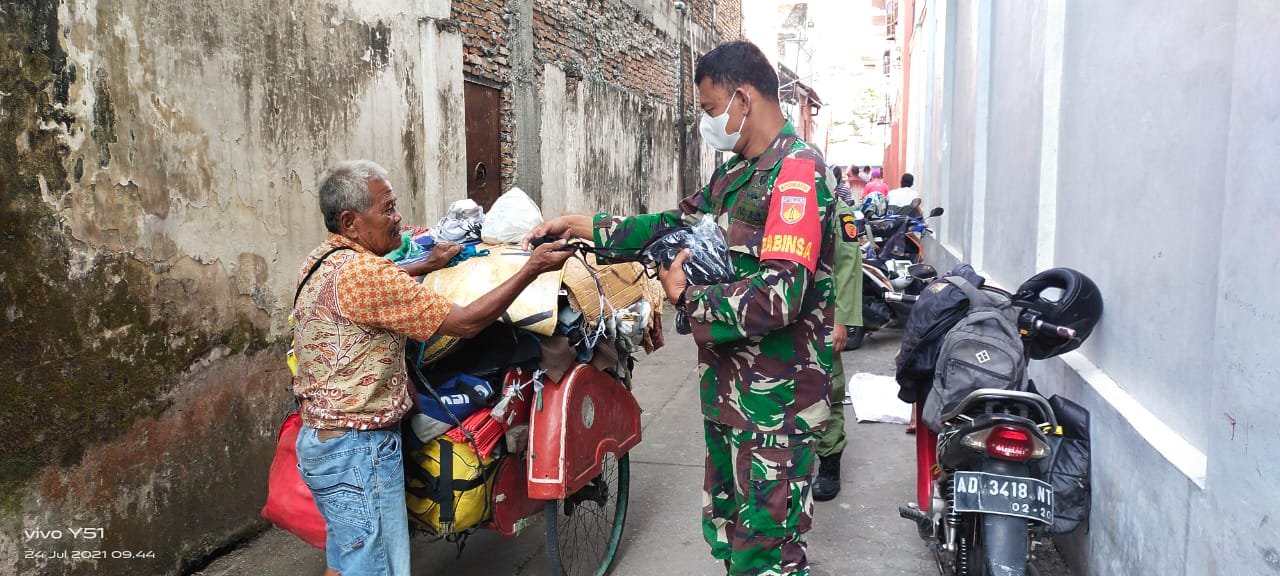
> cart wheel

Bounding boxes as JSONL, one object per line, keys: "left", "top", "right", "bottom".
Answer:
{"left": 545, "top": 452, "right": 630, "bottom": 576}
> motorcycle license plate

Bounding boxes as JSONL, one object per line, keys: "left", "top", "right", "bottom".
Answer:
{"left": 952, "top": 471, "right": 1053, "bottom": 525}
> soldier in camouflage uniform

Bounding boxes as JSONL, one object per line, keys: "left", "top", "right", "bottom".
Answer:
{"left": 813, "top": 198, "right": 864, "bottom": 501}
{"left": 525, "top": 41, "right": 836, "bottom": 576}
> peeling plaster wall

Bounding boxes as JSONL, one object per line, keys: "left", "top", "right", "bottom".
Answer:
{"left": 0, "top": 1, "right": 463, "bottom": 574}
{"left": 539, "top": 64, "right": 679, "bottom": 218}
{"left": 0, "top": 0, "right": 741, "bottom": 574}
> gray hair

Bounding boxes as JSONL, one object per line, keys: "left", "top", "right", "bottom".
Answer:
{"left": 317, "top": 160, "right": 390, "bottom": 233}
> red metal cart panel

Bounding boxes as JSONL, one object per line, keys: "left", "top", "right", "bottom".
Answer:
{"left": 527, "top": 364, "right": 642, "bottom": 500}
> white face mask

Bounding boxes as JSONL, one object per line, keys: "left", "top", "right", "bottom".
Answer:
{"left": 699, "top": 91, "right": 748, "bottom": 152}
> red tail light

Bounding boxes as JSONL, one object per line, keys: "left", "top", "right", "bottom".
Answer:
{"left": 986, "top": 425, "right": 1033, "bottom": 461}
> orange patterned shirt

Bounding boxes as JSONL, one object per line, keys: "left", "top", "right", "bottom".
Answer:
{"left": 292, "top": 233, "right": 454, "bottom": 430}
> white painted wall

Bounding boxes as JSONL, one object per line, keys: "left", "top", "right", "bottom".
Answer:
{"left": 906, "top": 0, "right": 1280, "bottom": 573}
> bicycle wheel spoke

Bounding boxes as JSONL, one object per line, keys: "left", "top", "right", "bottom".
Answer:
{"left": 546, "top": 453, "right": 629, "bottom": 576}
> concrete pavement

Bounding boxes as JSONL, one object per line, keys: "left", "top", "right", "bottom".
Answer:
{"left": 195, "top": 325, "right": 1062, "bottom": 576}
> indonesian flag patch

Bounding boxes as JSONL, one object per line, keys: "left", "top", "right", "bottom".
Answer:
{"left": 760, "top": 158, "right": 821, "bottom": 272}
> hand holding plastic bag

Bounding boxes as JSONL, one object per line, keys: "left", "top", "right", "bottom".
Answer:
{"left": 641, "top": 215, "right": 733, "bottom": 334}
{"left": 641, "top": 214, "right": 733, "bottom": 286}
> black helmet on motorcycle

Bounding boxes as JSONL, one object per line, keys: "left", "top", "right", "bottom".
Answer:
{"left": 1014, "top": 268, "right": 1104, "bottom": 360}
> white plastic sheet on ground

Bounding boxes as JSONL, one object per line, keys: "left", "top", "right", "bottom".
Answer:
{"left": 846, "top": 372, "right": 913, "bottom": 424}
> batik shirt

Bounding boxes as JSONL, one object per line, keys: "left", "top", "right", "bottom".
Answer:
{"left": 292, "top": 233, "right": 454, "bottom": 430}
{"left": 594, "top": 123, "right": 837, "bottom": 435}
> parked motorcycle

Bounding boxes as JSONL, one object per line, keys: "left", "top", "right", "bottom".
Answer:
{"left": 890, "top": 269, "right": 1102, "bottom": 576}
{"left": 848, "top": 204, "right": 944, "bottom": 349}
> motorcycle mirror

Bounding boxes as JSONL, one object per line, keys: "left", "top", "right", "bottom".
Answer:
{"left": 928, "top": 207, "right": 944, "bottom": 218}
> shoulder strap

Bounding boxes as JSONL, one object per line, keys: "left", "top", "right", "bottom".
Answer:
{"left": 293, "top": 246, "right": 354, "bottom": 307}
{"left": 944, "top": 275, "right": 992, "bottom": 309}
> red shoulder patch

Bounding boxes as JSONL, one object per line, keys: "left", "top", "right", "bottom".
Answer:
{"left": 760, "top": 158, "right": 821, "bottom": 272}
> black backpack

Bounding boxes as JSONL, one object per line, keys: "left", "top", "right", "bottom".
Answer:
{"left": 920, "top": 276, "right": 1029, "bottom": 432}
{"left": 894, "top": 265, "right": 985, "bottom": 403}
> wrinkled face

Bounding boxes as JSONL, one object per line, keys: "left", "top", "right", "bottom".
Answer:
{"left": 347, "top": 178, "right": 402, "bottom": 256}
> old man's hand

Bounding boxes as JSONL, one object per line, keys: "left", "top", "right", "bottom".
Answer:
{"left": 422, "top": 242, "right": 462, "bottom": 272}
{"left": 525, "top": 240, "right": 575, "bottom": 275}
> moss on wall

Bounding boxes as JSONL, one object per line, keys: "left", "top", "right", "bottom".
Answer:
{"left": 0, "top": 1, "right": 267, "bottom": 497}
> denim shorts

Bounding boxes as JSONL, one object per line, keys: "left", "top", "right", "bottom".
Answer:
{"left": 296, "top": 426, "right": 410, "bottom": 576}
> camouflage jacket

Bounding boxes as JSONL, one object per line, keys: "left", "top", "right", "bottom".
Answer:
{"left": 833, "top": 200, "right": 863, "bottom": 327}
{"left": 594, "top": 123, "right": 836, "bottom": 434}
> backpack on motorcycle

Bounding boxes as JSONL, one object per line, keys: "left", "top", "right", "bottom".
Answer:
{"left": 894, "top": 265, "right": 986, "bottom": 404}
{"left": 920, "top": 275, "right": 1030, "bottom": 432}
{"left": 1040, "top": 394, "right": 1091, "bottom": 534}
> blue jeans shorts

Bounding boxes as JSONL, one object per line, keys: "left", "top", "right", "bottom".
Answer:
{"left": 296, "top": 426, "right": 410, "bottom": 576}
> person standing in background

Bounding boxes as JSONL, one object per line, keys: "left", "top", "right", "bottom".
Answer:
{"left": 844, "top": 165, "right": 867, "bottom": 201}
{"left": 833, "top": 167, "right": 855, "bottom": 206}
{"left": 813, "top": 199, "right": 863, "bottom": 502}
{"left": 862, "top": 169, "right": 889, "bottom": 199}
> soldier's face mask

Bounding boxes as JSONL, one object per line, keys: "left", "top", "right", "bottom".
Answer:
{"left": 699, "top": 89, "right": 748, "bottom": 152}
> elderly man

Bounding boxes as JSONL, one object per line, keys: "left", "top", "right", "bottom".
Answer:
{"left": 291, "top": 160, "right": 572, "bottom": 576}
{"left": 527, "top": 41, "right": 836, "bottom": 576}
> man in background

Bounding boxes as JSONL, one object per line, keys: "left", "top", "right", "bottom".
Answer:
{"left": 833, "top": 167, "right": 855, "bottom": 206}
{"left": 844, "top": 165, "right": 867, "bottom": 201}
{"left": 814, "top": 199, "right": 863, "bottom": 502}
{"left": 862, "top": 169, "right": 889, "bottom": 199}
{"left": 887, "top": 172, "right": 920, "bottom": 215}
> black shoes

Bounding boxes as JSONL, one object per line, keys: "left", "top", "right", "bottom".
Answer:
{"left": 813, "top": 451, "right": 842, "bottom": 501}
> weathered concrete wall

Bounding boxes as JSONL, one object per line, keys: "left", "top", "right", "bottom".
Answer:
{"left": 0, "top": 1, "right": 463, "bottom": 574}
{"left": 539, "top": 65, "right": 679, "bottom": 218}
{"left": 0, "top": 0, "right": 742, "bottom": 573}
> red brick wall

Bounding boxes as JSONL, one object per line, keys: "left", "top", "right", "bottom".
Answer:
{"left": 450, "top": 0, "right": 742, "bottom": 189}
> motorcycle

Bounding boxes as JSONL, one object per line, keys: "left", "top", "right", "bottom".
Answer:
{"left": 848, "top": 203, "right": 944, "bottom": 349}
{"left": 888, "top": 286, "right": 1086, "bottom": 576}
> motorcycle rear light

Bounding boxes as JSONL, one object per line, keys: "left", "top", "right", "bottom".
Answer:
{"left": 986, "top": 425, "right": 1033, "bottom": 461}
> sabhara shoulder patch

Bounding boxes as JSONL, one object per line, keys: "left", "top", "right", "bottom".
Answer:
{"left": 760, "top": 158, "right": 821, "bottom": 272}
{"left": 840, "top": 213, "right": 859, "bottom": 242}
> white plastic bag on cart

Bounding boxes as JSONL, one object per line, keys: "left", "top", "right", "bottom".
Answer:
{"left": 482, "top": 187, "right": 544, "bottom": 244}
{"left": 435, "top": 199, "right": 485, "bottom": 243}
{"left": 847, "top": 372, "right": 913, "bottom": 424}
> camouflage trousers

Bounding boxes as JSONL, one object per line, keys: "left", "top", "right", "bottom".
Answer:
{"left": 816, "top": 356, "right": 847, "bottom": 457}
{"left": 702, "top": 420, "right": 817, "bottom": 576}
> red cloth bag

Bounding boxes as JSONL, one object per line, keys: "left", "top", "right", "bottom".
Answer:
{"left": 261, "top": 412, "right": 327, "bottom": 549}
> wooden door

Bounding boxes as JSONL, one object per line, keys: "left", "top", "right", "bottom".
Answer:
{"left": 464, "top": 82, "right": 503, "bottom": 211}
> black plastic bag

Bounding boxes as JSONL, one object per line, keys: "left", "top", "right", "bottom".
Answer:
{"left": 1041, "top": 394, "right": 1091, "bottom": 534}
{"left": 641, "top": 215, "right": 734, "bottom": 334}
{"left": 645, "top": 215, "right": 737, "bottom": 332}
{"left": 641, "top": 215, "right": 734, "bottom": 286}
